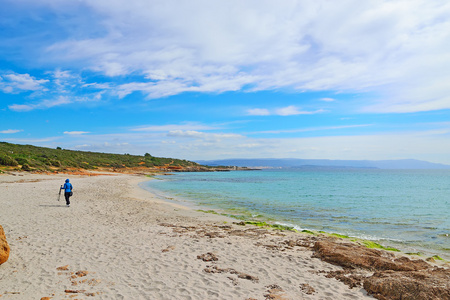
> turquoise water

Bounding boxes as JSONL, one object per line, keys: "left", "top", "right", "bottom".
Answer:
{"left": 142, "top": 169, "right": 450, "bottom": 259}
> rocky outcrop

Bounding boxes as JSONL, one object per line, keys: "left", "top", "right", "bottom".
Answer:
{"left": 0, "top": 225, "right": 10, "bottom": 265}
{"left": 364, "top": 268, "right": 450, "bottom": 300}
{"left": 313, "top": 240, "right": 450, "bottom": 300}
{"left": 313, "top": 240, "right": 430, "bottom": 271}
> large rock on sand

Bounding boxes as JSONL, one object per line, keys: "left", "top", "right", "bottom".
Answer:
{"left": 313, "top": 240, "right": 429, "bottom": 271}
{"left": 364, "top": 268, "right": 450, "bottom": 300}
{"left": 313, "top": 239, "right": 450, "bottom": 300}
{"left": 0, "top": 225, "right": 10, "bottom": 265}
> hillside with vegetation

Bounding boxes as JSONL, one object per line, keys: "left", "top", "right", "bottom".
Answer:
{"left": 0, "top": 142, "right": 212, "bottom": 173}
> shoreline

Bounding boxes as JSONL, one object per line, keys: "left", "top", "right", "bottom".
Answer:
{"left": 142, "top": 172, "right": 450, "bottom": 262}
{"left": 0, "top": 172, "right": 448, "bottom": 299}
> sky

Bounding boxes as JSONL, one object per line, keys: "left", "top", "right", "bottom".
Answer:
{"left": 1, "top": 0, "right": 450, "bottom": 164}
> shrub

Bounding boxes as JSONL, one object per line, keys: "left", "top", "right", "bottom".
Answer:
{"left": 0, "top": 154, "right": 18, "bottom": 166}
{"left": 15, "top": 157, "right": 29, "bottom": 166}
{"left": 49, "top": 160, "right": 61, "bottom": 167}
{"left": 21, "top": 164, "right": 32, "bottom": 171}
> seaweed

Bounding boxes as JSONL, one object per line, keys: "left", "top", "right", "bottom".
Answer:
{"left": 430, "top": 255, "right": 444, "bottom": 261}
{"left": 361, "top": 240, "right": 400, "bottom": 252}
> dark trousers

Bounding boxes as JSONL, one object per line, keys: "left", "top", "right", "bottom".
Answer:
{"left": 64, "top": 192, "right": 72, "bottom": 205}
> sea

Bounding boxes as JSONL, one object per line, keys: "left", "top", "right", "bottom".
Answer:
{"left": 140, "top": 168, "right": 450, "bottom": 260}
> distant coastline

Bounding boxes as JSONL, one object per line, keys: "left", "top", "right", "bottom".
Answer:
{"left": 196, "top": 158, "right": 450, "bottom": 170}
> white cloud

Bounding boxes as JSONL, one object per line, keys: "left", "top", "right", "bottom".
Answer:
{"left": 255, "top": 124, "right": 372, "bottom": 134}
{"left": 73, "top": 144, "right": 91, "bottom": 148}
{"left": 163, "top": 130, "right": 450, "bottom": 164}
{"left": 8, "top": 96, "right": 72, "bottom": 112}
{"left": 0, "top": 73, "right": 48, "bottom": 93}
{"left": 275, "top": 106, "right": 325, "bottom": 116}
{"left": 247, "top": 108, "right": 270, "bottom": 116}
{"left": 247, "top": 106, "right": 325, "bottom": 116}
{"left": 31, "top": 124, "right": 450, "bottom": 164}
{"left": 0, "top": 129, "right": 23, "bottom": 134}
{"left": 131, "top": 123, "right": 219, "bottom": 132}
{"left": 3, "top": 137, "right": 60, "bottom": 143}
{"left": 64, "top": 131, "right": 90, "bottom": 135}
{"left": 2, "top": 1, "right": 450, "bottom": 113}
{"left": 33, "top": 0, "right": 450, "bottom": 113}
{"left": 167, "top": 130, "right": 243, "bottom": 140}
{"left": 320, "top": 98, "right": 335, "bottom": 102}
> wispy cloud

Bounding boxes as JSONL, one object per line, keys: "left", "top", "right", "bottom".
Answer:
{"left": 2, "top": 1, "right": 450, "bottom": 113}
{"left": 0, "top": 129, "right": 23, "bottom": 134}
{"left": 38, "top": 0, "right": 450, "bottom": 113}
{"left": 275, "top": 106, "right": 325, "bottom": 116}
{"left": 130, "top": 123, "right": 219, "bottom": 132}
{"left": 8, "top": 96, "right": 72, "bottom": 112}
{"left": 320, "top": 98, "right": 336, "bottom": 102}
{"left": 247, "top": 108, "right": 270, "bottom": 116}
{"left": 167, "top": 130, "right": 243, "bottom": 140}
{"left": 2, "top": 137, "right": 60, "bottom": 143}
{"left": 64, "top": 131, "right": 90, "bottom": 135}
{"left": 254, "top": 124, "right": 372, "bottom": 134}
{"left": 247, "top": 106, "right": 325, "bottom": 116}
{"left": 0, "top": 73, "right": 48, "bottom": 93}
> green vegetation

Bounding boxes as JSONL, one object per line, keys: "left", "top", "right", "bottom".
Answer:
{"left": 0, "top": 141, "right": 201, "bottom": 172}
{"left": 430, "top": 255, "right": 444, "bottom": 261}
{"left": 318, "top": 231, "right": 350, "bottom": 239}
{"left": 237, "top": 221, "right": 297, "bottom": 231}
{"left": 195, "top": 210, "right": 408, "bottom": 253}
{"left": 197, "top": 209, "right": 219, "bottom": 215}
{"left": 301, "top": 230, "right": 316, "bottom": 235}
{"left": 361, "top": 240, "right": 400, "bottom": 252}
{"left": 406, "top": 252, "right": 423, "bottom": 256}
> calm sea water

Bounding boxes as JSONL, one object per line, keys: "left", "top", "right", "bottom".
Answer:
{"left": 141, "top": 169, "right": 450, "bottom": 259}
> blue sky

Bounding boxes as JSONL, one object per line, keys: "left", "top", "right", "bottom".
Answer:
{"left": 1, "top": 0, "right": 450, "bottom": 164}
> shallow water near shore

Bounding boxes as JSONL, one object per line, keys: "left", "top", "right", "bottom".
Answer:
{"left": 142, "top": 169, "right": 450, "bottom": 259}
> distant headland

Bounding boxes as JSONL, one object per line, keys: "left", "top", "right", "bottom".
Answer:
{"left": 196, "top": 158, "right": 450, "bottom": 170}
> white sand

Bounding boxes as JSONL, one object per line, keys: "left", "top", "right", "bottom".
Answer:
{"left": 0, "top": 173, "right": 375, "bottom": 299}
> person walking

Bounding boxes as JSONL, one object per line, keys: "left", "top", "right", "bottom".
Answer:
{"left": 61, "top": 179, "right": 73, "bottom": 207}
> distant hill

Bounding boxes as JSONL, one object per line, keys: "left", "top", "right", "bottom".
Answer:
{"left": 0, "top": 142, "right": 203, "bottom": 172}
{"left": 196, "top": 158, "right": 450, "bottom": 170}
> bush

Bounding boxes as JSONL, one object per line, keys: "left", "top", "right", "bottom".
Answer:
{"left": 15, "top": 157, "right": 29, "bottom": 166}
{"left": 0, "top": 154, "right": 18, "bottom": 166}
{"left": 49, "top": 159, "right": 61, "bottom": 167}
{"left": 21, "top": 164, "right": 32, "bottom": 171}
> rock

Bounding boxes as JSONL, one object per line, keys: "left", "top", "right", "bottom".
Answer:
{"left": 363, "top": 268, "right": 450, "bottom": 300}
{"left": 57, "top": 265, "right": 70, "bottom": 271}
{"left": 234, "top": 271, "right": 259, "bottom": 282}
{"left": 313, "top": 239, "right": 450, "bottom": 299}
{"left": 299, "top": 283, "right": 316, "bottom": 295}
{"left": 162, "top": 245, "right": 175, "bottom": 252}
{"left": 75, "top": 270, "right": 89, "bottom": 277}
{"left": 0, "top": 225, "right": 10, "bottom": 265}
{"left": 264, "top": 284, "right": 288, "bottom": 299}
{"left": 313, "top": 240, "right": 430, "bottom": 271}
{"left": 64, "top": 289, "right": 86, "bottom": 294}
{"left": 197, "top": 252, "right": 218, "bottom": 262}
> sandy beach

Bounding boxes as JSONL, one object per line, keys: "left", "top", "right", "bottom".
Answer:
{"left": 0, "top": 173, "right": 447, "bottom": 299}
